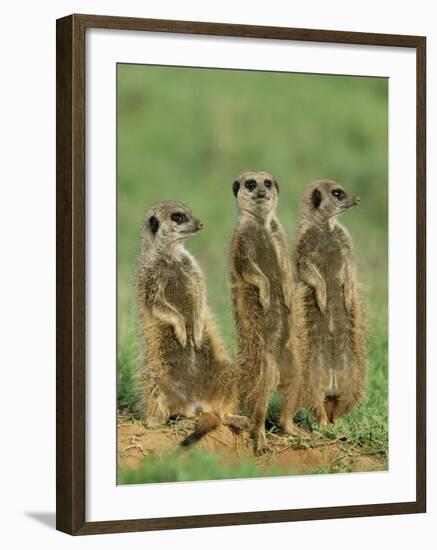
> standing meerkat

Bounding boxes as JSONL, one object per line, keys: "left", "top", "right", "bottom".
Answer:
{"left": 136, "top": 201, "right": 247, "bottom": 443}
{"left": 230, "top": 171, "right": 302, "bottom": 453}
{"left": 292, "top": 179, "right": 367, "bottom": 426}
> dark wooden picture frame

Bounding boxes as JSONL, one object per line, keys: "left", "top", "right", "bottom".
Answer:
{"left": 56, "top": 13, "right": 426, "bottom": 536}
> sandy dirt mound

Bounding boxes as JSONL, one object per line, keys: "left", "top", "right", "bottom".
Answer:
{"left": 118, "top": 419, "right": 386, "bottom": 475}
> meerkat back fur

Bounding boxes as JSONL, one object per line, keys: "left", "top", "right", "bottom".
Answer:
{"left": 230, "top": 171, "right": 302, "bottom": 452}
{"left": 136, "top": 201, "right": 247, "bottom": 441}
{"left": 292, "top": 180, "right": 367, "bottom": 425}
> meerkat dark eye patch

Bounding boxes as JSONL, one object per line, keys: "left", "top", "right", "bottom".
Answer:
{"left": 312, "top": 188, "right": 322, "bottom": 208}
{"left": 149, "top": 215, "right": 159, "bottom": 234}
{"left": 232, "top": 180, "right": 240, "bottom": 197}
{"left": 332, "top": 188, "right": 346, "bottom": 201}
{"left": 264, "top": 179, "right": 272, "bottom": 188}
{"left": 245, "top": 179, "right": 257, "bottom": 191}
{"left": 171, "top": 212, "right": 188, "bottom": 224}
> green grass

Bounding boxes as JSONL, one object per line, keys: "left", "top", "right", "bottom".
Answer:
{"left": 119, "top": 449, "right": 287, "bottom": 485}
{"left": 116, "top": 64, "right": 388, "bottom": 483}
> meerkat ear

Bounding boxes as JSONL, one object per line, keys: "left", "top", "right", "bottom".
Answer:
{"left": 312, "top": 188, "right": 322, "bottom": 208}
{"left": 274, "top": 180, "right": 279, "bottom": 194}
{"left": 232, "top": 180, "right": 240, "bottom": 197}
{"left": 149, "top": 215, "right": 159, "bottom": 234}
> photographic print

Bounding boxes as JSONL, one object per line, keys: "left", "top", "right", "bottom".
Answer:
{"left": 57, "top": 14, "right": 425, "bottom": 534}
{"left": 116, "top": 63, "right": 388, "bottom": 484}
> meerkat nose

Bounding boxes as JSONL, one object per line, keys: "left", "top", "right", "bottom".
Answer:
{"left": 354, "top": 196, "right": 361, "bottom": 205}
{"left": 196, "top": 220, "right": 204, "bottom": 230}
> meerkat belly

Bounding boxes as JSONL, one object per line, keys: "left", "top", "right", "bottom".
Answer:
{"left": 256, "top": 231, "right": 284, "bottom": 300}
{"left": 164, "top": 268, "right": 198, "bottom": 338}
{"left": 254, "top": 229, "right": 286, "bottom": 336}
{"left": 150, "top": 265, "right": 199, "bottom": 401}
{"left": 310, "top": 241, "right": 352, "bottom": 397}
{"left": 316, "top": 236, "right": 346, "bottom": 318}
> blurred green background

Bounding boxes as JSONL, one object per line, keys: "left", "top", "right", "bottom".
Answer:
{"left": 117, "top": 64, "right": 388, "bottom": 477}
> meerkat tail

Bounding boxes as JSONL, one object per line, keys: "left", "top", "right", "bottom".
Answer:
{"left": 180, "top": 412, "right": 221, "bottom": 447}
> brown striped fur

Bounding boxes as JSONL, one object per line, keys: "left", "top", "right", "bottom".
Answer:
{"left": 230, "top": 172, "right": 302, "bottom": 452}
{"left": 136, "top": 201, "right": 247, "bottom": 438}
{"left": 292, "top": 180, "right": 367, "bottom": 425}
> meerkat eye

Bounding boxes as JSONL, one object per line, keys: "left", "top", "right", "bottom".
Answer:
{"left": 171, "top": 212, "right": 187, "bottom": 224}
{"left": 332, "top": 189, "right": 346, "bottom": 201}
{"left": 264, "top": 179, "right": 272, "bottom": 188}
{"left": 245, "top": 179, "right": 257, "bottom": 191}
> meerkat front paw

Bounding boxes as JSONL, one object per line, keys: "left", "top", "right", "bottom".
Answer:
{"left": 316, "top": 287, "right": 327, "bottom": 317}
{"left": 344, "top": 287, "right": 353, "bottom": 313}
{"left": 193, "top": 326, "right": 204, "bottom": 350}
{"left": 259, "top": 289, "right": 270, "bottom": 314}
{"left": 174, "top": 324, "right": 187, "bottom": 348}
{"left": 283, "top": 286, "right": 293, "bottom": 310}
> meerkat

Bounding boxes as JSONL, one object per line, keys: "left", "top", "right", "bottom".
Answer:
{"left": 136, "top": 201, "right": 247, "bottom": 444}
{"left": 230, "top": 171, "right": 302, "bottom": 453}
{"left": 292, "top": 179, "right": 367, "bottom": 426}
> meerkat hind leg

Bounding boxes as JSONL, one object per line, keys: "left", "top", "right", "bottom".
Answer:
{"left": 253, "top": 407, "right": 268, "bottom": 453}
{"left": 251, "top": 353, "right": 279, "bottom": 453}
{"left": 145, "top": 381, "right": 184, "bottom": 427}
{"left": 223, "top": 413, "right": 249, "bottom": 430}
{"left": 279, "top": 404, "right": 308, "bottom": 437}
{"left": 144, "top": 396, "right": 170, "bottom": 427}
{"left": 313, "top": 402, "right": 330, "bottom": 428}
{"left": 329, "top": 395, "right": 357, "bottom": 424}
{"left": 278, "top": 345, "right": 306, "bottom": 437}
{"left": 251, "top": 383, "right": 273, "bottom": 453}
{"left": 280, "top": 415, "right": 308, "bottom": 437}
{"left": 145, "top": 412, "right": 169, "bottom": 427}
{"left": 323, "top": 397, "right": 337, "bottom": 424}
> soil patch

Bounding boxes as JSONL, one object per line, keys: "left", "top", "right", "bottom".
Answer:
{"left": 118, "top": 419, "right": 386, "bottom": 476}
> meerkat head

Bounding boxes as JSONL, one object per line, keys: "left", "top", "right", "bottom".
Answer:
{"left": 302, "top": 179, "right": 360, "bottom": 222}
{"left": 232, "top": 171, "right": 279, "bottom": 218}
{"left": 143, "top": 201, "right": 203, "bottom": 247}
